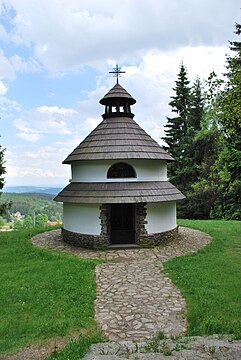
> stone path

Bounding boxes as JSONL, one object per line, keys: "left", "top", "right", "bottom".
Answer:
{"left": 83, "top": 336, "right": 241, "bottom": 359}
{"left": 32, "top": 227, "right": 211, "bottom": 342}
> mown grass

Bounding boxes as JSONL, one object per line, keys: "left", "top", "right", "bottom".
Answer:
{"left": 165, "top": 220, "right": 241, "bottom": 338}
{"left": 0, "top": 227, "right": 104, "bottom": 356}
{"left": 47, "top": 330, "right": 104, "bottom": 360}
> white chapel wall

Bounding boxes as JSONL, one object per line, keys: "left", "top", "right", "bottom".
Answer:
{"left": 145, "top": 201, "right": 176, "bottom": 233}
{"left": 71, "top": 159, "right": 167, "bottom": 182}
{"left": 63, "top": 203, "right": 101, "bottom": 235}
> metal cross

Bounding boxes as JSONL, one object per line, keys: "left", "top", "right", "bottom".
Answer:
{"left": 109, "top": 64, "right": 125, "bottom": 84}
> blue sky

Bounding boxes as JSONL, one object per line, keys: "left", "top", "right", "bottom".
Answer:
{"left": 0, "top": 0, "right": 240, "bottom": 187}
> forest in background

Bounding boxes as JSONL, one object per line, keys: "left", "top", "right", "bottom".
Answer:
{"left": 0, "top": 192, "right": 62, "bottom": 229}
{"left": 162, "top": 23, "right": 241, "bottom": 220}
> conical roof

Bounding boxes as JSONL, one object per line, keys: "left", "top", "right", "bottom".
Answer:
{"left": 99, "top": 83, "right": 136, "bottom": 106}
{"left": 63, "top": 116, "right": 173, "bottom": 163}
{"left": 63, "top": 83, "right": 173, "bottom": 163}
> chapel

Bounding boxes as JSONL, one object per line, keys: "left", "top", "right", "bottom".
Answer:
{"left": 54, "top": 67, "right": 185, "bottom": 248}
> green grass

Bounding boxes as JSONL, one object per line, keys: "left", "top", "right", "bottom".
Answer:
{"left": 47, "top": 330, "right": 104, "bottom": 360}
{"left": 165, "top": 220, "right": 241, "bottom": 338}
{"left": 0, "top": 227, "right": 103, "bottom": 356}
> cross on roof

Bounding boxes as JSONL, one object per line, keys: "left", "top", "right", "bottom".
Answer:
{"left": 109, "top": 64, "right": 125, "bottom": 84}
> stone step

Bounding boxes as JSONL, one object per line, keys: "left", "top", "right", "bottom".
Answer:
{"left": 108, "top": 243, "right": 140, "bottom": 250}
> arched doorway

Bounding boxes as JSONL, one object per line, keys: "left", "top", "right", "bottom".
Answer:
{"left": 110, "top": 203, "right": 135, "bottom": 244}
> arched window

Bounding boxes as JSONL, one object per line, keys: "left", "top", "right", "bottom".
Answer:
{"left": 107, "top": 162, "right": 136, "bottom": 178}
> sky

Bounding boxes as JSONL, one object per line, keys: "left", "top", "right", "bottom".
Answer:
{"left": 0, "top": 0, "right": 240, "bottom": 187}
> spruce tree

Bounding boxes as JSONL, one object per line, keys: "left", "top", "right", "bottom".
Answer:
{"left": 189, "top": 77, "right": 203, "bottom": 132}
{"left": 162, "top": 62, "right": 192, "bottom": 193}
{"left": 163, "top": 62, "right": 190, "bottom": 160}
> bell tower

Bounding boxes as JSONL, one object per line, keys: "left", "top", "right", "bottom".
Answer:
{"left": 99, "top": 65, "right": 136, "bottom": 119}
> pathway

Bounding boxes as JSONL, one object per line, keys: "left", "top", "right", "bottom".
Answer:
{"left": 32, "top": 227, "right": 211, "bottom": 341}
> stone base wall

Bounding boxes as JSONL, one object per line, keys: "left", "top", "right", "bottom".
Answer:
{"left": 62, "top": 227, "right": 178, "bottom": 249}
{"left": 139, "top": 227, "right": 178, "bottom": 247}
{"left": 62, "top": 228, "right": 109, "bottom": 249}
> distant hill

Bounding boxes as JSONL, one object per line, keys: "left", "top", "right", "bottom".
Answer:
{"left": 1, "top": 191, "right": 63, "bottom": 221}
{"left": 3, "top": 186, "right": 62, "bottom": 195}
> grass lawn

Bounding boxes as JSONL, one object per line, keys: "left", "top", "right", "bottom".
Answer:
{"left": 2, "top": 221, "right": 241, "bottom": 359}
{"left": 0, "top": 227, "right": 104, "bottom": 357}
{"left": 165, "top": 219, "right": 241, "bottom": 338}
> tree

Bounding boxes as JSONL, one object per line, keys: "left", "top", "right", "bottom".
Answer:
{"left": 163, "top": 62, "right": 191, "bottom": 160}
{"left": 213, "top": 22, "right": 241, "bottom": 219}
{"left": 14, "top": 219, "right": 23, "bottom": 231}
{"left": 0, "top": 143, "right": 10, "bottom": 216}
{"left": 22, "top": 215, "right": 34, "bottom": 229}
{"left": 0, "top": 216, "right": 5, "bottom": 227}
{"left": 35, "top": 213, "right": 48, "bottom": 227}
{"left": 162, "top": 63, "right": 193, "bottom": 196}
{"left": 189, "top": 77, "right": 204, "bottom": 132}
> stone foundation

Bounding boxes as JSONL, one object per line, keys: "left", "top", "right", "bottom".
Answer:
{"left": 139, "top": 227, "right": 178, "bottom": 247}
{"left": 62, "top": 228, "right": 109, "bottom": 249}
{"left": 62, "top": 227, "right": 178, "bottom": 249}
{"left": 62, "top": 202, "right": 178, "bottom": 249}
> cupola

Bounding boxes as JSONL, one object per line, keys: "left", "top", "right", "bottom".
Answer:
{"left": 99, "top": 83, "right": 136, "bottom": 119}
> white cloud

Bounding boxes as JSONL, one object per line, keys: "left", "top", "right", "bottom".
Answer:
{"left": 5, "top": 144, "right": 70, "bottom": 186}
{"left": 13, "top": 106, "right": 75, "bottom": 141}
{"left": 37, "top": 105, "right": 77, "bottom": 116}
{"left": 16, "top": 132, "right": 41, "bottom": 142}
{"left": 9, "top": 54, "right": 40, "bottom": 73}
{"left": 2, "top": 0, "right": 239, "bottom": 74}
{"left": 0, "top": 23, "right": 9, "bottom": 41}
{"left": 0, "top": 79, "right": 8, "bottom": 95}
{"left": 0, "top": 50, "right": 40, "bottom": 80}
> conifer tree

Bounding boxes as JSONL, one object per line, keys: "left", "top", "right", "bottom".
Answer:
{"left": 189, "top": 77, "right": 203, "bottom": 132}
{"left": 0, "top": 143, "right": 9, "bottom": 216}
{"left": 162, "top": 63, "right": 192, "bottom": 194}
{"left": 163, "top": 62, "right": 190, "bottom": 160}
{"left": 213, "top": 22, "right": 241, "bottom": 219}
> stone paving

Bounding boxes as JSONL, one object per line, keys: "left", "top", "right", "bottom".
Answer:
{"left": 83, "top": 336, "right": 241, "bottom": 360}
{"left": 32, "top": 227, "right": 211, "bottom": 343}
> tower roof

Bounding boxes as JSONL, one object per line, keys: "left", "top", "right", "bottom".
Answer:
{"left": 63, "top": 116, "right": 173, "bottom": 163}
{"left": 63, "top": 83, "right": 173, "bottom": 163}
{"left": 99, "top": 83, "right": 136, "bottom": 106}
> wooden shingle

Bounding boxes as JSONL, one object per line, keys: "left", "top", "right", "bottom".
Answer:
{"left": 54, "top": 181, "right": 185, "bottom": 204}
{"left": 63, "top": 116, "right": 173, "bottom": 163}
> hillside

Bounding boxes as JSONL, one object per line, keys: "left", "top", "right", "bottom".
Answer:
{"left": 3, "top": 186, "right": 62, "bottom": 195}
{"left": 1, "top": 192, "right": 63, "bottom": 222}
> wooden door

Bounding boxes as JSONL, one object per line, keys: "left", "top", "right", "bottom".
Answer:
{"left": 110, "top": 204, "right": 135, "bottom": 244}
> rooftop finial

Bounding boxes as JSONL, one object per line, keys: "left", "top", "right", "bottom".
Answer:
{"left": 109, "top": 64, "right": 125, "bottom": 84}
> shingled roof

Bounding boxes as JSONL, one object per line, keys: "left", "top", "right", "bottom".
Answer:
{"left": 63, "top": 83, "right": 173, "bottom": 163}
{"left": 99, "top": 83, "right": 136, "bottom": 106}
{"left": 54, "top": 181, "right": 185, "bottom": 204}
{"left": 63, "top": 116, "right": 173, "bottom": 163}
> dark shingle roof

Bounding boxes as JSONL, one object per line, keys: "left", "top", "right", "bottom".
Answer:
{"left": 63, "top": 117, "right": 173, "bottom": 163}
{"left": 54, "top": 181, "right": 185, "bottom": 203}
{"left": 99, "top": 83, "right": 136, "bottom": 106}
{"left": 63, "top": 83, "right": 173, "bottom": 163}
